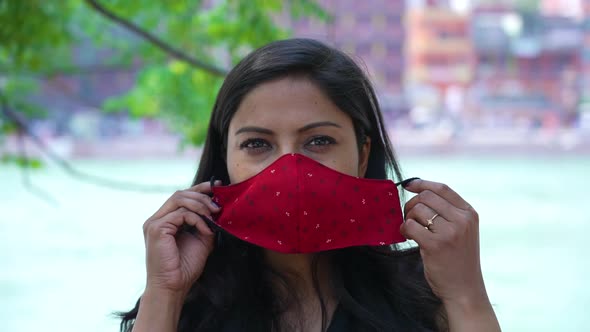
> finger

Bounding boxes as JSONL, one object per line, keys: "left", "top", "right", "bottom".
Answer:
{"left": 144, "top": 208, "right": 195, "bottom": 238}
{"left": 187, "top": 180, "right": 222, "bottom": 194}
{"left": 179, "top": 209, "right": 216, "bottom": 237}
{"left": 403, "top": 179, "right": 470, "bottom": 210}
{"left": 400, "top": 219, "right": 434, "bottom": 244}
{"left": 146, "top": 208, "right": 214, "bottom": 238}
{"left": 405, "top": 204, "right": 456, "bottom": 237}
{"left": 404, "top": 190, "right": 465, "bottom": 223}
{"left": 151, "top": 191, "right": 220, "bottom": 221}
{"left": 176, "top": 229, "right": 214, "bottom": 254}
{"left": 177, "top": 191, "right": 221, "bottom": 212}
{"left": 192, "top": 214, "right": 215, "bottom": 237}
{"left": 405, "top": 202, "right": 442, "bottom": 226}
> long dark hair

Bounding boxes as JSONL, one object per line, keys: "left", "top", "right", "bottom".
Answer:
{"left": 119, "top": 38, "right": 444, "bottom": 331}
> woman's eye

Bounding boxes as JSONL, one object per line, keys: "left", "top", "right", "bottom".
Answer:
{"left": 306, "top": 136, "right": 336, "bottom": 148}
{"left": 239, "top": 138, "right": 271, "bottom": 152}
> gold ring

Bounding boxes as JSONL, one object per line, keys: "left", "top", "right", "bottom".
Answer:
{"left": 425, "top": 213, "right": 439, "bottom": 230}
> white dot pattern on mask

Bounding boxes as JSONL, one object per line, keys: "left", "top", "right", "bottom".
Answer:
{"left": 362, "top": 198, "right": 366, "bottom": 205}
{"left": 271, "top": 169, "right": 275, "bottom": 174}
{"left": 388, "top": 192, "right": 393, "bottom": 196}
{"left": 350, "top": 219, "right": 356, "bottom": 223}
{"left": 303, "top": 211, "right": 308, "bottom": 216}
{"left": 277, "top": 240, "right": 283, "bottom": 245}
{"left": 326, "top": 239, "right": 332, "bottom": 244}
{"left": 379, "top": 242, "right": 385, "bottom": 245}
{"left": 315, "top": 224, "right": 320, "bottom": 229}
{"left": 285, "top": 212, "right": 290, "bottom": 217}
{"left": 307, "top": 173, "right": 313, "bottom": 177}
{"left": 276, "top": 192, "right": 280, "bottom": 197}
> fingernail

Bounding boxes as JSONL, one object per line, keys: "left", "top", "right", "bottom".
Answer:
{"left": 210, "top": 176, "right": 222, "bottom": 188}
{"left": 212, "top": 201, "right": 220, "bottom": 208}
{"left": 400, "top": 177, "right": 420, "bottom": 188}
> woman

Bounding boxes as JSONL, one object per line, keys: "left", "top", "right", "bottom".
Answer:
{"left": 119, "top": 39, "right": 500, "bottom": 331}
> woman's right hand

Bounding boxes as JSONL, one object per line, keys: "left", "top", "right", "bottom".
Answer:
{"left": 142, "top": 181, "right": 221, "bottom": 297}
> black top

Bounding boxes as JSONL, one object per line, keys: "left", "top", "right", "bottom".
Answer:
{"left": 219, "top": 304, "right": 355, "bottom": 331}
{"left": 326, "top": 304, "right": 353, "bottom": 332}
{"left": 216, "top": 252, "right": 436, "bottom": 331}
{"left": 218, "top": 303, "right": 432, "bottom": 331}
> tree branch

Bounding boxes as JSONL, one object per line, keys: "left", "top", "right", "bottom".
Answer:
{"left": 84, "top": 0, "right": 229, "bottom": 77}
{"left": 16, "top": 131, "right": 59, "bottom": 205}
{"left": 0, "top": 92, "right": 180, "bottom": 193}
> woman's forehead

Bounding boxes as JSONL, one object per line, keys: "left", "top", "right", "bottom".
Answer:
{"left": 229, "top": 77, "right": 353, "bottom": 132}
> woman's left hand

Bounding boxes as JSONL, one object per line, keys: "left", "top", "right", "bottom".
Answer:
{"left": 400, "top": 178, "right": 491, "bottom": 312}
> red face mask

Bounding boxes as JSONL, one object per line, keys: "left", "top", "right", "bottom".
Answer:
{"left": 211, "top": 153, "right": 406, "bottom": 253}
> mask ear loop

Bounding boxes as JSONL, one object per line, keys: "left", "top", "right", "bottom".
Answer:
{"left": 191, "top": 176, "right": 223, "bottom": 248}
{"left": 209, "top": 175, "right": 216, "bottom": 191}
{"left": 395, "top": 177, "right": 420, "bottom": 188}
{"left": 394, "top": 177, "right": 420, "bottom": 224}
{"left": 199, "top": 176, "right": 223, "bottom": 248}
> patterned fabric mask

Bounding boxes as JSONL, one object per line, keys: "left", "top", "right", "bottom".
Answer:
{"left": 211, "top": 153, "right": 406, "bottom": 253}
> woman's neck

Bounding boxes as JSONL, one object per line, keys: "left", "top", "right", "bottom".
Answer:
{"left": 264, "top": 250, "right": 340, "bottom": 301}
{"left": 264, "top": 250, "right": 338, "bottom": 330}
{"left": 264, "top": 251, "right": 320, "bottom": 297}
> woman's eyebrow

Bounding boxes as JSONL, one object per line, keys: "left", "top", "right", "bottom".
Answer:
{"left": 298, "top": 121, "right": 341, "bottom": 133}
{"left": 235, "top": 126, "right": 275, "bottom": 135}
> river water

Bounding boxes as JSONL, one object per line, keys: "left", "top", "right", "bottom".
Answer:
{"left": 1, "top": 155, "right": 588, "bottom": 331}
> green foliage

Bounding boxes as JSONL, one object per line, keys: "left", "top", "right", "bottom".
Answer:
{"left": 104, "top": 61, "right": 222, "bottom": 145}
{"left": 0, "top": 153, "right": 42, "bottom": 168}
{"left": 0, "top": 0, "right": 78, "bottom": 70}
{"left": 0, "top": 76, "right": 46, "bottom": 134}
{"left": 0, "top": 0, "right": 328, "bottom": 161}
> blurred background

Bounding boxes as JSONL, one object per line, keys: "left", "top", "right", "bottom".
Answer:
{"left": 1, "top": 0, "right": 588, "bottom": 331}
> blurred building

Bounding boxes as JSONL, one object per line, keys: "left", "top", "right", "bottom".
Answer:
{"left": 540, "top": 0, "right": 583, "bottom": 19}
{"left": 291, "top": 0, "right": 407, "bottom": 117}
{"left": 404, "top": 3, "right": 475, "bottom": 125}
{"left": 469, "top": 2, "right": 583, "bottom": 128}
{"left": 405, "top": 7, "right": 474, "bottom": 90}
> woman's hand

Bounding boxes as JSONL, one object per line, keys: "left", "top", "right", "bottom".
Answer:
{"left": 142, "top": 181, "right": 220, "bottom": 297}
{"left": 400, "top": 179, "right": 500, "bottom": 331}
{"left": 132, "top": 182, "right": 220, "bottom": 332}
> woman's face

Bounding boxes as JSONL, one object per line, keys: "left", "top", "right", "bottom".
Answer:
{"left": 226, "top": 76, "right": 371, "bottom": 184}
